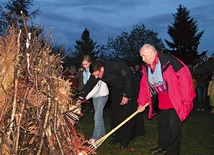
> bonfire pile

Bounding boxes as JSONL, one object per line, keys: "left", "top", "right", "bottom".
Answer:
{"left": 0, "top": 22, "right": 88, "bottom": 155}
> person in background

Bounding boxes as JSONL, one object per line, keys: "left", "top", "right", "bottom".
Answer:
{"left": 68, "top": 66, "right": 78, "bottom": 91}
{"left": 207, "top": 72, "right": 214, "bottom": 113}
{"left": 86, "top": 80, "right": 109, "bottom": 144}
{"left": 192, "top": 75, "right": 197, "bottom": 92}
{"left": 187, "top": 65, "right": 197, "bottom": 93}
{"left": 76, "top": 55, "right": 92, "bottom": 112}
{"left": 134, "top": 64, "right": 142, "bottom": 79}
{"left": 78, "top": 55, "right": 91, "bottom": 88}
{"left": 76, "top": 67, "right": 84, "bottom": 92}
{"left": 137, "top": 44, "right": 196, "bottom": 155}
{"left": 62, "top": 67, "right": 70, "bottom": 79}
{"left": 195, "top": 73, "right": 209, "bottom": 111}
{"left": 191, "top": 75, "right": 197, "bottom": 105}
{"left": 77, "top": 58, "right": 145, "bottom": 149}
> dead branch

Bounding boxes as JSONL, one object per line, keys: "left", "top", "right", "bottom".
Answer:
{"left": 7, "top": 29, "right": 22, "bottom": 145}
{"left": 36, "top": 84, "right": 51, "bottom": 155}
{"left": 14, "top": 87, "right": 30, "bottom": 153}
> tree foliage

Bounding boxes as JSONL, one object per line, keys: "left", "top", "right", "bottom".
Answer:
{"left": 0, "top": 0, "right": 40, "bottom": 35}
{"left": 74, "top": 28, "right": 100, "bottom": 67}
{"left": 165, "top": 4, "right": 204, "bottom": 65}
{"left": 106, "top": 23, "right": 165, "bottom": 65}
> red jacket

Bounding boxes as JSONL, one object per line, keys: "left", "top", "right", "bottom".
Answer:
{"left": 137, "top": 52, "right": 196, "bottom": 121}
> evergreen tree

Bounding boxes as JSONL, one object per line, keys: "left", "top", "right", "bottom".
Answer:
{"left": 0, "top": 0, "right": 40, "bottom": 35}
{"left": 165, "top": 4, "right": 204, "bottom": 65}
{"left": 106, "top": 23, "right": 165, "bottom": 65}
{"left": 74, "top": 28, "right": 100, "bottom": 67}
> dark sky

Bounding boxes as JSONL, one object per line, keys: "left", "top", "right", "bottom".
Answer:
{"left": 2, "top": 0, "right": 214, "bottom": 56}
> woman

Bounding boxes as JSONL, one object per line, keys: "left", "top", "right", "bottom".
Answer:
{"left": 76, "top": 55, "right": 92, "bottom": 112}
{"left": 86, "top": 80, "right": 109, "bottom": 144}
{"left": 77, "top": 55, "right": 109, "bottom": 144}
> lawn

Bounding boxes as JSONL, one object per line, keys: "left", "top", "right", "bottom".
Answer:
{"left": 77, "top": 105, "right": 214, "bottom": 155}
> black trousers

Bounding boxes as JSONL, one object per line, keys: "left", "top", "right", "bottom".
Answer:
{"left": 157, "top": 109, "right": 182, "bottom": 155}
{"left": 110, "top": 90, "right": 145, "bottom": 143}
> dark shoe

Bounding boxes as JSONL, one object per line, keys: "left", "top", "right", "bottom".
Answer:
{"left": 149, "top": 147, "right": 166, "bottom": 154}
{"left": 109, "top": 139, "right": 118, "bottom": 145}
{"left": 120, "top": 143, "right": 129, "bottom": 149}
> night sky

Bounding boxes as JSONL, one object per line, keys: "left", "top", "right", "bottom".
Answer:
{"left": 1, "top": 0, "right": 214, "bottom": 56}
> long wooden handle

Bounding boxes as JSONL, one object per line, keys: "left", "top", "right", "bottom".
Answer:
{"left": 84, "top": 103, "right": 149, "bottom": 154}
{"left": 105, "top": 102, "right": 149, "bottom": 137}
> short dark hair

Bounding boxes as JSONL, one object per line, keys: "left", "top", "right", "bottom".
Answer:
{"left": 90, "top": 58, "right": 105, "bottom": 73}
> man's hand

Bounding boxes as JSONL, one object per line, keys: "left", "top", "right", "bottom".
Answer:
{"left": 120, "top": 96, "right": 129, "bottom": 105}
{"left": 138, "top": 103, "right": 149, "bottom": 112}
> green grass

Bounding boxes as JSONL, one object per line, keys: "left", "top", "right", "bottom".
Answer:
{"left": 77, "top": 107, "right": 214, "bottom": 155}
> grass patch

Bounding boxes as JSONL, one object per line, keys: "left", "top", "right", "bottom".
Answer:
{"left": 78, "top": 107, "right": 214, "bottom": 155}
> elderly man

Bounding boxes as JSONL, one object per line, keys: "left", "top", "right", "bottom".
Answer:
{"left": 137, "top": 44, "right": 196, "bottom": 155}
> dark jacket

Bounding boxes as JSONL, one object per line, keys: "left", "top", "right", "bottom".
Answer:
{"left": 79, "top": 58, "right": 135, "bottom": 99}
{"left": 79, "top": 58, "right": 144, "bottom": 143}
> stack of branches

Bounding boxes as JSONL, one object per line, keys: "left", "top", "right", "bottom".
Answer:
{"left": 0, "top": 13, "right": 88, "bottom": 155}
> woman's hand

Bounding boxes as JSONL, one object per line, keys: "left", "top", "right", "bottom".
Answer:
{"left": 75, "top": 99, "right": 82, "bottom": 106}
